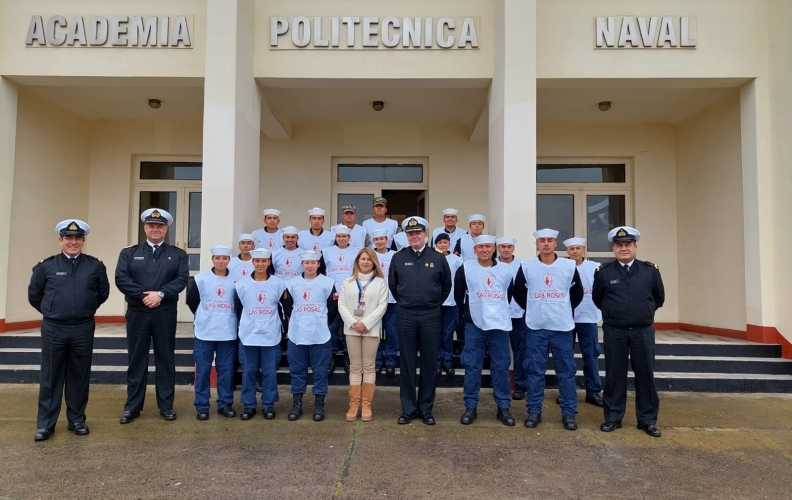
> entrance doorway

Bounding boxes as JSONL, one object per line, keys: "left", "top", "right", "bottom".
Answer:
{"left": 132, "top": 158, "right": 202, "bottom": 322}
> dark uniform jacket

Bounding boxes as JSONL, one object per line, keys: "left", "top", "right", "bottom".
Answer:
{"left": 28, "top": 253, "right": 110, "bottom": 323}
{"left": 115, "top": 243, "right": 189, "bottom": 312}
{"left": 388, "top": 246, "right": 452, "bottom": 310}
{"left": 592, "top": 259, "right": 665, "bottom": 328}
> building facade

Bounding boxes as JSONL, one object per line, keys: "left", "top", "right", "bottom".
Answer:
{"left": 0, "top": 0, "right": 790, "bottom": 356}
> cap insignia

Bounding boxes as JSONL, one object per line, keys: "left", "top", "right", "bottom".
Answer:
{"left": 68, "top": 222, "right": 78, "bottom": 230}
{"left": 616, "top": 228, "right": 627, "bottom": 237}
{"left": 151, "top": 210, "right": 161, "bottom": 218}
{"left": 408, "top": 218, "right": 418, "bottom": 227}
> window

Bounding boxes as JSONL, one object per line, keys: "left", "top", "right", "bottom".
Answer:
{"left": 140, "top": 161, "right": 202, "bottom": 180}
{"left": 337, "top": 164, "right": 423, "bottom": 183}
{"left": 537, "top": 161, "right": 631, "bottom": 261}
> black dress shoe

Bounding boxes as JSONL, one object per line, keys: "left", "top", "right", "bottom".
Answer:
{"left": 119, "top": 411, "right": 140, "bottom": 424}
{"left": 398, "top": 411, "right": 418, "bottom": 424}
{"left": 34, "top": 428, "right": 54, "bottom": 441}
{"left": 436, "top": 366, "right": 443, "bottom": 376}
{"left": 196, "top": 410, "right": 209, "bottom": 421}
{"left": 638, "top": 423, "right": 662, "bottom": 437}
{"left": 418, "top": 412, "right": 435, "bottom": 425}
{"left": 511, "top": 388, "right": 525, "bottom": 400}
{"left": 444, "top": 365, "right": 455, "bottom": 376}
{"left": 67, "top": 422, "right": 90, "bottom": 435}
{"left": 460, "top": 407, "right": 477, "bottom": 425}
{"left": 562, "top": 415, "right": 577, "bottom": 431}
{"left": 240, "top": 408, "right": 256, "bottom": 420}
{"left": 159, "top": 408, "right": 177, "bottom": 421}
{"left": 555, "top": 396, "right": 561, "bottom": 405}
{"left": 585, "top": 394, "right": 604, "bottom": 408}
{"left": 263, "top": 407, "right": 276, "bottom": 419}
{"left": 218, "top": 406, "right": 237, "bottom": 418}
{"left": 600, "top": 420, "right": 622, "bottom": 432}
{"left": 524, "top": 412, "right": 542, "bottom": 428}
{"left": 385, "top": 367, "right": 395, "bottom": 376}
{"left": 496, "top": 408, "right": 515, "bottom": 426}
{"left": 256, "top": 381, "right": 263, "bottom": 393}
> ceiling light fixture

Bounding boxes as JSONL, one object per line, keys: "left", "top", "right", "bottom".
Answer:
{"left": 372, "top": 101, "right": 385, "bottom": 111}
{"left": 598, "top": 101, "right": 612, "bottom": 112}
{"left": 148, "top": 99, "right": 162, "bottom": 109}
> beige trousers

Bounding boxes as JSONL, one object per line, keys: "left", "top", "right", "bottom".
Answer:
{"left": 346, "top": 335, "right": 380, "bottom": 385}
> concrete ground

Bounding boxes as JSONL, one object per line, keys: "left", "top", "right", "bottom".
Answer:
{"left": 1, "top": 385, "right": 791, "bottom": 500}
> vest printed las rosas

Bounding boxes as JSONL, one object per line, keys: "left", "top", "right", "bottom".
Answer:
{"left": 375, "top": 250, "right": 397, "bottom": 303}
{"left": 235, "top": 275, "right": 286, "bottom": 347}
{"left": 228, "top": 257, "right": 255, "bottom": 283}
{"left": 521, "top": 257, "right": 576, "bottom": 331}
{"left": 286, "top": 275, "right": 335, "bottom": 345}
{"left": 573, "top": 259, "right": 602, "bottom": 324}
{"left": 272, "top": 247, "right": 303, "bottom": 281}
{"left": 252, "top": 228, "right": 284, "bottom": 251}
{"left": 193, "top": 271, "right": 238, "bottom": 341}
{"left": 321, "top": 246, "right": 357, "bottom": 291}
{"left": 463, "top": 260, "right": 513, "bottom": 331}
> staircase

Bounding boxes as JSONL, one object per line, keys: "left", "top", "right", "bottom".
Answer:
{"left": 2, "top": 327, "right": 791, "bottom": 392}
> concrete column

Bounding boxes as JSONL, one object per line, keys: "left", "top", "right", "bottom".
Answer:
{"left": 0, "top": 78, "right": 19, "bottom": 331}
{"left": 488, "top": 0, "right": 537, "bottom": 248}
{"left": 201, "top": 0, "right": 261, "bottom": 267}
{"left": 740, "top": 78, "right": 776, "bottom": 342}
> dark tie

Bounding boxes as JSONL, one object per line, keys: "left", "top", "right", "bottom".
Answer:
{"left": 70, "top": 258, "right": 75, "bottom": 265}
{"left": 622, "top": 264, "right": 630, "bottom": 277}
{"left": 152, "top": 244, "right": 159, "bottom": 254}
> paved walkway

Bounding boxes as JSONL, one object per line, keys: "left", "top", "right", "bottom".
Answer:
{"left": 2, "top": 385, "right": 790, "bottom": 499}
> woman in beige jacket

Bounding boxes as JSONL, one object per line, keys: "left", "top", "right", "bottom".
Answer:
{"left": 338, "top": 247, "right": 389, "bottom": 421}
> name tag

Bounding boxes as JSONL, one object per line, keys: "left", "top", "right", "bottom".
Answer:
{"left": 134, "top": 256, "right": 145, "bottom": 260}
{"left": 610, "top": 279, "right": 620, "bottom": 284}
{"left": 55, "top": 272, "right": 67, "bottom": 276}
{"left": 404, "top": 262, "right": 414, "bottom": 266}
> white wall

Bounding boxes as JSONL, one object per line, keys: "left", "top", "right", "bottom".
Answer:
{"left": 675, "top": 93, "right": 745, "bottom": 330}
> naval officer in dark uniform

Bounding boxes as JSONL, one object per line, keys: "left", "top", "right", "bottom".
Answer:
{"left": 28, "top": 219, "right": 109, "bottom": 441}
{"left": 593, "top": 226, "right": 665, "bottom": 437}
{"left": 115, "top": 208, "right": 188, "bottom": 423}
{"left": 388, "top": 216, "right": 452, "bottom": 425}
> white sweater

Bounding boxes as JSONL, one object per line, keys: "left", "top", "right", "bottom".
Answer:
{"left": 338, "top": 272, "right": 389, "bottom": 338}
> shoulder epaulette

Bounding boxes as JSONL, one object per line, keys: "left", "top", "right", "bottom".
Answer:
{"left": 84, "top": 254, "right": 103, "bottom": 263}
{"left": 435, "top": 248, "right": 443, "bottom": 253}
{"left": 643, "top": 261, "right": 659, "bottom": 270}
{"left": 123, "top": 244, "right": 135, "bottom": 249}
{"left": 595, "top": 261, "right": 612, "bottom": 272}
{"left": 37, "top": 255, "right": 57, "bottom": 265}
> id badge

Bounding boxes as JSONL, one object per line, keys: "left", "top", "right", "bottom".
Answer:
{"left": 354, "top": 301, "right": 365, "bottom": 317}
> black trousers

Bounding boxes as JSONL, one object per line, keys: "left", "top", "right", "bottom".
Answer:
{"left": 602, "top": 323, "right": 660, "bottom": 425}
{"left": 37, "top": 319, "right": 95, "bottom": 429}
{"left": 124, "top": 308, "right": 177, "bottom": 412}
{"left": 398, "top": 307, "right": 441, "bottom": 415}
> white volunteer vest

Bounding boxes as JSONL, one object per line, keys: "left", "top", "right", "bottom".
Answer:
{"left": 193, "top": 270, "right": 238, "bottom": 341}
{"left": 443, "top": 253, "right": 463, "bottom": 306}
{"left": 252, "top": 228, "right": 284, "bottom": 250}
{"left": 502, "top": 257, "right": 525, "bottom": 319}
{"left": 235, "top": 275, "right": 286, "bottom": 347}
{"left": 573, "top": 259, "right": 602, "bottom": 324}
{"left": 375, "top": 249, "right": 397, "bottom": 304}
{"left": 286, "top": 275, "right": 335, "bottom": 345}
{"left": 463, "top": 260, "right": 513, "bottom": 331}
{"left": 272, "top": 247, "right": 302, "bottom": 281}
{"left": 321, "top": 246, "right": 358, "bottom": 291}
{"left": 458, "top": 234, "right": 476, "bottom": 261}
{"left": 228, "top": 256, "right": 255, "bottom": 283}
{"left": 521, "top": 257, "right": 577, "bottom": 332}
{"left": 362, "top": 218, "right": 398, "bottom": 249}
{"left": 298, "top": 229, "right": 336, "bottom": 252}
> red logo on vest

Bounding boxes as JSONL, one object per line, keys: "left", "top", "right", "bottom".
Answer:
{"left": 241, "top": 267, "right": 249, "bottom": 276}
{"left": 256, "top": 290, "right": 268, "bottom": 303}
{"left": 380, "top": 260, "right": 388, "bottom": 270}
{"left": 312, "top": 242, "right": 320, "bottom": 251}
{"left": 484, "top": 274, "right": 496, "bottom": 288}
{"left": 285, "top": 256, "right": 293, "bottom": 267}
{"left": 216, "top": 284, "right": 227, "bottom": 297}
{"left": 268, "top": 238, "right": 275, "bottom": 249}
{"left": 302, "top": 288, "right": 312, "bottom": 301}
{"left": 338, "top": 254, "right": 345, "bottom": 263}
{"left": 543, "top": 272, "right": 554, "bottom": 287}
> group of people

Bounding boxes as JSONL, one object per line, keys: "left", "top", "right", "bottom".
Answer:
{"left": 28, "top": 196, "right": 665, "bottom": 442}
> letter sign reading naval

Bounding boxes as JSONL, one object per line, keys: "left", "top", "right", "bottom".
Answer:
{"left": 270, "top": 16, "right": 479, "bottom": 49}
{"left": 25, "top": 15, "right": 193, "bottom": 47}
{"left": 594, "top": 16, "right": 696, "bottom": 49}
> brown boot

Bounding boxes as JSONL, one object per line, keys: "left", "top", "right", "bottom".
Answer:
{"left": 361, "top": 383, "right": 375, "bottom": 422}
{"left": 346, "top": 385, "right": 361, "bottom": 422}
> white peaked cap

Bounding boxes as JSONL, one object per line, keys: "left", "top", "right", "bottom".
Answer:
{"left": 140, "top": 208, "right": 174, "bottom": 226}
{"left": 263, "top": 208, "right": 282, "bottom": 217}
{"left": 210, "top": 245, "right": 232, "bottom": 257}
{"left": 473, "top": 235, "right": 497, "bottom": 245}
{"left": 370, "top": 228, "right": 388, "bottom": 239}
{"left": 401, "top": 216, "right": 429, "bottom": 231}
{"left": 442, "top": 208, "right": 459, "bottom": 216}
{"left": 468, "top": 214, "right": 486, "bottom": 223}
{"left": 281, "top": 226, "right": 299, "bottom": 235}
{"left": 496, "top": 237, "right": 517, "bottom": 246}
{"left": 238, "top": 233, "right": 254, "bottom": 242}
{"left": 307, "top": 207, "right": 326, "bottom": 216}
{"left": 299, "top": 251, "right": 322, "bottom": 261}
{"left": 533, "top": 228, "right": 559, "bottom": 239}
{"left": 607, "top": 226, "right": 641, "bottom": 242}
{"left": 56, "top": 219, "right": 91, "bottom": 236}
{"left": 250, "top": 248, "right": 272, "bottom": 259}
{"left": 563, "top": 237, "right": 586, "bottom": 247}
{"left": 334, "top": 225, "right": 351, "bottom": 235}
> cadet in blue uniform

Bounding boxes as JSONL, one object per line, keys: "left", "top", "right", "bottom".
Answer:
{"left": 434, "top": 233, "right": 462, "bottom": 376}
{"left": 115, "top": 208, "right": 189, "bottom": 423}
{"left": 593, "top": 227, "right": 665, "bottom": 437}
{"left": 455, "top": 235, "right": 516, "bottom": 426}
{"left": 186, "top": 245, "right": 238, "bottom": 420}
{"left": 28, "top": 220, "right": 109, "bottom": 441}
{"left": 281, "top": 251, "right": 339, "bottom": 421}
{"left": 389, "top": 217, "right": 452, "bottom": 425}
{"left": 513, "top": 229, "right": 584, "bottom": 431}
{"left": 496, "top": 236, "right": 528, "bottom": 400}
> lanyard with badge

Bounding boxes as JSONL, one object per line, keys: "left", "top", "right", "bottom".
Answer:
{"left": 354, "top": 278, "right": 373, "bottom": 317}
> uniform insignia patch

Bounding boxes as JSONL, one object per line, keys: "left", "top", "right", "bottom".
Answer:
{"left": 616, "top": 228, "right": 627, "bottom": 237}
{"left": 68, "top": 222, "right": 78, "bottom": 230}
{"left": 151, "top": 210, "right": 161, "bottom": 218}
{"left": 430, "top": 263, "right": 434, "bottom": 267}
{"left": 408, "top": 218, "right": 418, "bottom": 227}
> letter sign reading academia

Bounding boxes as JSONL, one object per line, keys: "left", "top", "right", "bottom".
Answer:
{"left": 25, "top": 15, "right": 193, "bottom": 47}
{"left": 594, "top": 16, "right": 696, "bottom": 49}
{"left": 270, "top": 16, "right": 479, "bottom": 49}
